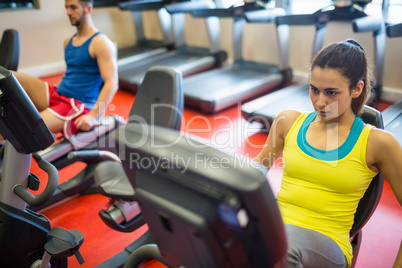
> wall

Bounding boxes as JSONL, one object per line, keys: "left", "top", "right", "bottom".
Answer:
{"left": 1, "top": 0, "right": 401, "bottom": 101}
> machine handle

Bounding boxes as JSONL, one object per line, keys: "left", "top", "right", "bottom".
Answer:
{"left": 68, "top": 150, "right": 121, "bottom": 163}
{"left": 276, "top": 14, "right": 317, "bottom": 26}
{"left": 191, "top": 2, "right": 267, "bottom": 18}
{"left": 119, "top": 0, "right": 164, "bottom": 11}
{"left": 386, "top": 23, "right": 402, "bottom": 38}
{"left": 244, "top": 8, "right": 286, "bottom": 23}
{"left": 352, "top": 16, "right": 384, "bottom": 34}
{"left": 165, "top": 0, "right": 215, "bottom": 14}
{"left": 13, "top": 159, "right": 58, "bottom": 207}
{"left": 68, "top": 150, "right": 101, "bottom": 159}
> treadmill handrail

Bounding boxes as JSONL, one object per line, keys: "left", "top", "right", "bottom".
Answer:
{"left": 352, "top": 16, "right": 385, "bottom": 35}
{"left": 93, "top": 0, "right": 119, "bottom": 8}
{"left": 276, "top": 4, "right": 368, "bottom": 27}
{"left": 119, "top": 0, "right": 165, "bottom": 11}
{"left": 191, "top": 2, "right": 268, "bottom": 18}
{"left": 165, "top": 0, "right": 215, "bottom": 14}
{"left": 386, "top": 23, "right": 402, "bottom": 38}
{"left": 244, "top": 8, "right": 286, "bottom": 23}
{"left": 276, "top": 14, "right": 318, "bottom": 26}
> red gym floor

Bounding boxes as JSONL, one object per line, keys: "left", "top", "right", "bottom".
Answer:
{"left": 31, "top": 74, "right": 401, "bottom": 268}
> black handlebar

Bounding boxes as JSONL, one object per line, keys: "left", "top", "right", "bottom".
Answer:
{"left": 386, "top": 23, "right": 402, "bottom": 38}
{"left": 13, "top": 159, "right": 58, "bottom": 207}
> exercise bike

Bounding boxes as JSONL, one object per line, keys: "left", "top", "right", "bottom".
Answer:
{"left": 30, "top": 112, "right": 126, "bottom": 211}
{"left": 0, "top": 66, "right": 84, "bottom": 267}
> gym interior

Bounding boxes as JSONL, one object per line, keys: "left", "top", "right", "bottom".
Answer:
{"left": 0, "top": 0, "right": 401, "bottom": 267}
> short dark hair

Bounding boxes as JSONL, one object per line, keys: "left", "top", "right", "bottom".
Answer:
{"left": 79, "top": 0, "right": 93, "bottom": 6}
{"left": 311, "top": 39, "right": 374, "bottom": 115}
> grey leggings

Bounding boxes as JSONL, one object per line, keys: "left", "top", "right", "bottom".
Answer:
{"left": 285, "top": 224, "right": 348, "bottom": 268}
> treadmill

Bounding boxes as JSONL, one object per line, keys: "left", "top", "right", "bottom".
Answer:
{"left": 382, "top": 23, "right": 402, "bottom": 144}
{"left": 118, "top": 0, "right": 228, "bottom": 93}
{"left": 182, "top": 1, "right": 292, "bottom": 114}
{"left": 94, "top": 0, "right": 175, "bottom": 68}
{"left": 242, "top": 0, "right": 386, "bottom": 129}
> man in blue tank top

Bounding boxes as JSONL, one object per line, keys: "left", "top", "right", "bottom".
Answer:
{"left": 9, "top": 0, "right": 118, "bottom": 136}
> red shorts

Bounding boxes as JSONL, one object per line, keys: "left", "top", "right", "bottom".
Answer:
{"left": 46, "top": 84, "right": 90, "bottom": 138}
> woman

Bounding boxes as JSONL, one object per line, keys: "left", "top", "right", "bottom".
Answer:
{"left": 256, "top": 39, "right": 402, "bottom": 267}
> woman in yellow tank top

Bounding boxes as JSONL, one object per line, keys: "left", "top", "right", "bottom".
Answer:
{"left": 256, "top": 39, "right": 402, "bottom": 268}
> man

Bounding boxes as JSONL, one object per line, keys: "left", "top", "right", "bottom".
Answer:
{"left": 11, "top": 0, "right": 118, "bottom": 136}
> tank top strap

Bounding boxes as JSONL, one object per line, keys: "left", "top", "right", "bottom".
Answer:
{"left": 66, "top": 31, "right": 102, "bottom": 48}
{"left": 296, "top": 113, "right": 365, "bottom": 161}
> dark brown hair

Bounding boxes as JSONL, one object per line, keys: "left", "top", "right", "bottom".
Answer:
{"left": 310, "top": 39, "right": 374, "bottom": 115}
{"left": 79, "top": 0, "right": 93, "bottom": 6}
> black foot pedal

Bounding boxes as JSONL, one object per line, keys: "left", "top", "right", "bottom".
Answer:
{"left": 45, "top": 227, "right": 85, "bottom": 264}
{"left": 99, "top": 208, "right": 145, "bottom": 233}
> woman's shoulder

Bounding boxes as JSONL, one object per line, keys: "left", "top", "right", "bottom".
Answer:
{"left": 276, "top": 110, "right": 303, "bottom": 121}
{"left": 367, "top": 127, "right": 398, "bottom": 146}
{"left": 275, "top": 110, "right": 304, "bottom": 127}
{"left": 367, "top": 127, "right": 400, "bottom": 161}
{"left": 274, "top": 110, "right": 304, "bottom": 136}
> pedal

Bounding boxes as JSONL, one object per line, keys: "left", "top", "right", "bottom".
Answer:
{"left": 99, "top": 202, "right": 145, "bottom": 233}
{"left": 44, "top": 227, "right": 85, "bottom": 264}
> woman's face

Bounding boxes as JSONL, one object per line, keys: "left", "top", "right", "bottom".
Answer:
{"left": 309, "top": 67, "right": 362, "bottom": 121}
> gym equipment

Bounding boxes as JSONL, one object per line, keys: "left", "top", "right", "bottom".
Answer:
{"left": 182, "top": 1, "right": 292, "bottom": 114}
{"left": 114, "top": 123, "right": 288, "bottom": 268}
{"left": 0, "top": 28, "right": 20, "bottom": 71}
{"left": 117, "top": 0, "right": 227, "bottom": 93}
{"left": 381, "top": 22, "right": 402, "bottom": 145}
{"left": 29, "top": 114, "right": 126, "bottom": 211}
{"left": 349, "top": 105, "right": 385, "bottom": 267}
{"left": 118, "top": 105, "right": 384, "bottom": 268}
{"left": 0, "top": 66, "right": 84, "bottom": 267}
{"left": 71, "top": 66, "right": 184, "bottom": 267}
{"left": 94, "top": 0, "right": 175, "bottom": 70}
{"left": 242, "top": 0, "right": 385, "bottom": 129}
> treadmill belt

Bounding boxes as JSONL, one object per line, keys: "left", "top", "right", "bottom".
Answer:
{"left": 183, "top": 61, "right": 283, "bottom": 114}
{"left": 118, "top": 47, "right": 216, "bottom": 92}
{"left": 242, "top": 81, "right": 313, "bottom": 127}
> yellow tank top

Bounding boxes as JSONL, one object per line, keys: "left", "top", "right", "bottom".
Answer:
{"left": 277, "top": 112, "right": 377, "bottom": 267}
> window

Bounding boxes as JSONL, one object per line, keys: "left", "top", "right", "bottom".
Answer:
{"left": 0, "top": 0, "right": 36, "bottom": 10}
{"left": 215, "top": 0, "right": 276, "bottom": 8}
{"left": 283, "top": 0, "right": 402, "bottom": 23}
{"left": 383, "top": 0, "right": 402, "bottom": 23}
{"left": 285, "top": 0, "right": 332, "bottom": 14}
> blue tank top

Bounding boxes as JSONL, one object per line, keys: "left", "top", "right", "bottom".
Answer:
{"left": 57, "top": 32, "right": 103, "bottom": 109}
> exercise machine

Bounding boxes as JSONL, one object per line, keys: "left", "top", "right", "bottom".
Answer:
{"left": 381, "top": 22, "right": 402, "bottom": 144}
{"left": 94, "top": 0, "right": 175, "bottom": 69}
{"left": 0, "top": 23, "right": 127, "bottom": 214}
{"left": 242, "top": 0, "right": 385, "bottom": 128}
{"left": 115, "top": 123, "right": 288, "bottom": 267}
{"left": 0, "top": 66, "right": 84, "bottom": 267}
{"left": 117, "top": 0, "right": 227, "bottom": 93}
{"left": 181, "top": 0, "right": 292, "bottom": 114}
{"left": 29, "top": 114, "right": 126, "bottom": 211}
{"left": 117, "top": 105, "right": 384, "bottom": 268}
{"left": 69, "top": 66, "right": 184, "bottom": 267}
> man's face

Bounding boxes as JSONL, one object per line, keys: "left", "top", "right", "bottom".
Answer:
{"left": 65, "top": 0, "right": 86, "bottom": 27}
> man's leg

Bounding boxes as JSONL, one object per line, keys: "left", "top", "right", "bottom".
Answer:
{"left": 11, "top": 71, "right": 49, "bottom": 111}
{"left": 40, "top": 109, "right": 65, "bottom": 135}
